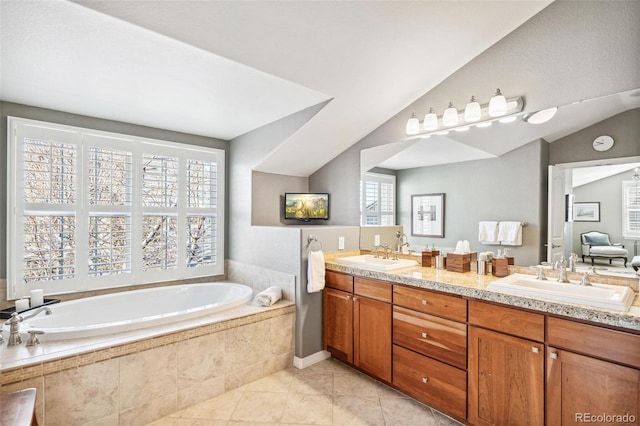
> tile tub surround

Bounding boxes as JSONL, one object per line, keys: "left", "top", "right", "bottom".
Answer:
{"left": 324, "top": 251, "right": 640, "bottom": 331}
{"left": 0, "top": 303, "right": 295, "bottom": 426}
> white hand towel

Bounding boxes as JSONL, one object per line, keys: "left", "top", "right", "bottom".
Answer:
{"left": 307, "top": 250, "right": 326, "bottom": 293}
{"left": 256, "top": 286, "right": 282, "bottom": 307}
{"left": 478, "top": 221, "right": 499, "bottom": 244}
{"left": 498, "top": 221, "right": 523, "bottom": 246}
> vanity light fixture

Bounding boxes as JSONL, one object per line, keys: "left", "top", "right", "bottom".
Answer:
{"left": 442, "top": 102, "right": 459, "bottom": 127}
{"left": 464, "top": 96, "right": 481, "bottom": 122}
{"left": 488, "top": 88, "right": 507, "bottom": 117}
{"left": 523, "top": 106, "right": 558, "bottom": 124}
{"left": 404, "top": 91, "right": 524, "bottom": 138}
{"left": 423, "top": 108, "right": 438, "bottom": 131}
{"left": 406, "top": 112, "right": 420, "bottom": 135}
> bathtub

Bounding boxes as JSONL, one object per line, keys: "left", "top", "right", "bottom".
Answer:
{"left": 5, "top": 282, "right": 253, "bottom": 341}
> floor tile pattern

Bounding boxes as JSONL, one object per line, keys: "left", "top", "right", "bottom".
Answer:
{"left": 146, "top": 358, "right": 462, "bottom": 426}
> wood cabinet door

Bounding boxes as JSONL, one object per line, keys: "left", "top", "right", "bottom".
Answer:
{"left": 323, "top": 287, "right": 353, "bottom": 363}
{"left": 354, "top": 295, "right": 392, "bottom": 382}
{"left": 547, "top": 347, "right": 640, "bottom": 426}
{"left": 468, "top": 326, "right": 544, "bottom": 426}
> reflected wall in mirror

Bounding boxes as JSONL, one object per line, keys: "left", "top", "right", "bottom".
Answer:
{"left": 361, "top": 88, "right": 640, "bottom": 275}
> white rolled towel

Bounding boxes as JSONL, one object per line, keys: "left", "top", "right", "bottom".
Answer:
{"left": 256, "top": 286, "right": 282, "bottom": 307}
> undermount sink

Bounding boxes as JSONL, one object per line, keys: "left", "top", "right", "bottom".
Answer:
{"left": 487, "top": 273, "right": 635, "bottom": 312}
{"left": 335, "top": 255, "right": 418, "bottom": 271}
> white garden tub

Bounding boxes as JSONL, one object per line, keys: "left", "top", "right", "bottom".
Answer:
{"left": 5, "top": 282, "right": 253, "bottom": 341}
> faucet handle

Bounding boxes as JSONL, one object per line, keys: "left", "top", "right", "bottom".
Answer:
{"left": 580, "top": 272, "right": 592, "bottom": 286}
{"left": 26, "top": 330, "right": 45, "bottom": 346}
{"left": 536, "top": 265, "right": 547, "bottom": 280}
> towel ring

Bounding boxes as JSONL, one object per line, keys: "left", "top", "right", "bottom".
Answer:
{"left": 307, "top": 235, "right": 323, "bottom": 252}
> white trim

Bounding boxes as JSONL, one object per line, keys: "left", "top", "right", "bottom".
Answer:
{"left": 293, "top": 350, "right": 331, "bottom": 369}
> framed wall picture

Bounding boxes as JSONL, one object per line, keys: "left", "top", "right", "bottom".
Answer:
{"left": 573, "top": 202, "right": 600, "bottom": 222}
{"left": 411, "top": 193, "right": 445, "bottom": 237}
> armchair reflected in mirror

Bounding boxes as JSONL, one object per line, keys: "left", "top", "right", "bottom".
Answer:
{"left": 580, "top": 231, "right": 628, "bottom": 268}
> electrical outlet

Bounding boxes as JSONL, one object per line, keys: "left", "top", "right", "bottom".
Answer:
{"left": 338, "top": 236, "right": 345, "bottom": 250}
{"left": 374, "top": 234, "right": 380, "bottom": 246}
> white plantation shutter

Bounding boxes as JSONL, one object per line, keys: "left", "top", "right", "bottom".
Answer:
{"left": 360, "top": 172, "right": 396, "bottom": 226}
{"left": 7, "top": 117, "right": 224, "bottom": 299}
{"left": 622, "top": 181, "right": 640, "bottom": 239}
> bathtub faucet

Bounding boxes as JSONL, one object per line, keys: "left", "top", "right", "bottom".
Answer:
{"left": 19, "top": 306, "right": 52, "bottom": 321}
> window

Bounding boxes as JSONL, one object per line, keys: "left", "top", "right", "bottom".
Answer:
{"left": 7, "top": 117, "right": 225, "bottom": 299}
{"left": 360, "top": 172, "right": 395, "bottom": 226}
{"left": 622, "top": 180, "right": 640, "bottom": 239}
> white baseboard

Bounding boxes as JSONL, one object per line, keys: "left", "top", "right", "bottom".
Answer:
{"left": 293, "top": 350, "right": 331, "bottom": 369}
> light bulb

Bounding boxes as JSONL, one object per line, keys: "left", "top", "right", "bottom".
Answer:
{"left": 442, "top": 102, "right": 458, "bottom": 127}
{"left": 464, "top": 96, "right": 481, "bottom": 122}
{"left": 423, "top": 108, "right": 438, "bottom": 131}
{"left": 489, "top": 89, "right": 507, "bottom": 117}
{"left": 406, "top": 113, "right": 420, "bottom": 135}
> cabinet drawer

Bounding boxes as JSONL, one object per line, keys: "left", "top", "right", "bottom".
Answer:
{"left": 548, "top": 316, "right": 640, "bottom": 369}
{"left": 326, "top": 270, "right": 353, "bottom": 292}
{"left": 393, "top": 344, "right": 466, "bottom": 421}
{"left": 393, "top": 306, "right": 466, "bottom": 369}
{"left": 393, "top": 285, "right": 467, "bottom": 322}
{"left": 355, "top": 277, "right": 392, "bottom": 302}
{"left": 468, "top": 300, "right": 544, "bottom": 342}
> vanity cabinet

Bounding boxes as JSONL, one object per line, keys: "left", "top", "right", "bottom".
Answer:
{"left": 323, "top": 271, "right": 354, "bottom": 363}
{"left": 546, "top": 317, "right": 640, "bottom": 425}
{"left": 392, "top": 285, "right": 468, "bottom": 420}
{"left": 468, "top": 300, "right": 545, "bottom": 426}
{"left": 322, "top": 271, "right": 392, "bottom": 381}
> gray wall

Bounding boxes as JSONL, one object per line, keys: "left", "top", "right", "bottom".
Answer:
{"left": 572, "top": 170, "right": 635, "bottom": 258}
{"left": 550, "top": 108, "right": 640, "bottom": 166}
{"left": 397, "top": 140, "right": 548, "bottom": 266}
{"left": 229, "top": 101, "right": 346, "bottom": 359}
{"left": 252, "top": 171, "right": 307, "bottom": 226}
{"left": 0, "top": 101, "right": 228, "bottom": 279}
{"left": 310, "top": 1, "right": 640, "bottom": 226}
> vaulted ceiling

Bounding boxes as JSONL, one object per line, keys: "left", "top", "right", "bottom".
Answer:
{"left": 1, "top": 0, "right": 551, "bottom": 176}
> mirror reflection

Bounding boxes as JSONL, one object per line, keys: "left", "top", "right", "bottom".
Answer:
{"left": 361, "top": 88, "right": 640, "bottom": 277}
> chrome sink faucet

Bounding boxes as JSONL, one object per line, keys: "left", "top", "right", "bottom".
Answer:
{"left": 556, "top": 257, "right": 570, "bottom": 283}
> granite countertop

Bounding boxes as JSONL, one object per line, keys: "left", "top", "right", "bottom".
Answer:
{"left": 324, "top": 251, "right": 640, "bottom": 332}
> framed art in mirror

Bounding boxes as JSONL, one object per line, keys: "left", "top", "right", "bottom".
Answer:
{"left": 411, "top": 193, "right": 445, "bottom": 237}
{"left": 573, "top": 202, "right": 600, "bottom": 222}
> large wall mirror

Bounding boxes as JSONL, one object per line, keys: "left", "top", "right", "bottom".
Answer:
{"left": 361, "top": 88, "right": 640, "bottom": 276}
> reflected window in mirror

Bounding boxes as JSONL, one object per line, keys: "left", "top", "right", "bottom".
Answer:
{"left": 360, "top": 172, "right": 395, "bottom": 226}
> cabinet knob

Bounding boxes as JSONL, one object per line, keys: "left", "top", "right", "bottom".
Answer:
{"left": 353, "top": 296, "right": 358, "bottom": 301}
{"left": 421, "top": 300, "right": 428, "bottom": 305}
{"left": 550, "top": 352, "right": 558, "bottom": 360}
{"left": 346, "top": 294, "right": 351, "bottom": 300}
{"left": 421, "top": 332, "right": 428, "bottom": 338}
{"left": 532, "top": 347, "right": 539, "bottom": 354}
{"left": 422, "top": 377, "right": 429, "bottom": 384}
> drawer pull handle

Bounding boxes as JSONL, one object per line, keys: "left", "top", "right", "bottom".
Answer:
{"left": 422, "top": 377, "right": 429, "bottom": 384}
{"left": 532, "top": 347, "right": 539, "bottom": 354}
{"left": 421, "top": 332, "right": 428, "bottom": 338}
{"left": 550, "top": 353, "right": 558, "bottom": 360}
{"left": 421, "top": 300, "right": 428, "bottom": 305}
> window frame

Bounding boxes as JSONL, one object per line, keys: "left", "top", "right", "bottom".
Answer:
{"left": 7, "top": 117, "right": 225, "bottom": 299}
{"left": 622, "top": 180, "right": 640, "bottom": 239}
{"left": 360, "top": 172, "right": 396, "bottom": 226}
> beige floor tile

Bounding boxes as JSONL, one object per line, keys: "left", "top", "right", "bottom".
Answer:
{"left": 289, "top": 372, "right": 333, "bottom": 395}
{"left": 431, "top": 408, "right": 464, "bottom": 425}
{"left": 245, "top": 369, "right": 295, "bottom": 393}
{"left": 179, "top": 388, "right": 244, "bottom": 421}
{"left": 333, "top": 370, "right": 381, "bottom": 397}
{"left": 230, "top": 391, "right": 288, "bottom": 423}
{"left": 333, "top": 395, "right": 385, "bottom": 426}
{"left": 280, "top": 393, "right": 333, "bottom": 425}
{"left": 380, "top": 397, "right": 439, "bottom": 426}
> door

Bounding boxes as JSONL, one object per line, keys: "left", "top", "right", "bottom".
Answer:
{"left": 468, "top": 326, "right": 544, "bottom": 426}
{"left": 547, "top": 347, "right": 640, "bottom": 425}
{"left": 323, "top": 287, "right": 353, "bottom": 363}
{"left": 548, "top": 165, "right": 566, "bottom": 264}
{"left": 354, "top": 295, "right": 392, "bottom": 382}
